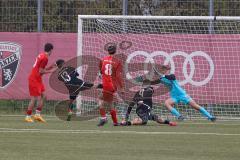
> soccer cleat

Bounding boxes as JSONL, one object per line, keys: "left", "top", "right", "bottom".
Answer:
{"left": 209, "top": 117, "right": 216, "bottom": 122}
{"left": 169, "top": 121, "right": 177, "bottom": 126}
{"left": 33, "top": 115, "right": 46, "bottom": 123}
{"left": 113, "top": 123, "right": 121, "bottom": 126}
{"left": 121, "top": 121, "right": 131, "bottom": 126}
{"left": 97, "top": 118, "right": 107, "bottom": 127}
{"left": 24, "top": 117, "right": 34, "bottom": 123}
{"left": 177, "top": 115, "right": 185, "bottom": 121}
{"left": 67, "top": 112, "right": 73, "bottom": 121}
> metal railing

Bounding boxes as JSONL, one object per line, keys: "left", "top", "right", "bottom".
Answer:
{"left": 0, "top": 0, "right": 240, "bottom": 32}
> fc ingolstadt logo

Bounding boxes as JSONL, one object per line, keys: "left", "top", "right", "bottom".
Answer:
{"left": 0, "top": 42, "right": 22, "bottom": 89}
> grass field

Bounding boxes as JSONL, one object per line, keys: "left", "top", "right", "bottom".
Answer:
{"left": 0, "top": 116, "right": 240, "bottom": 160}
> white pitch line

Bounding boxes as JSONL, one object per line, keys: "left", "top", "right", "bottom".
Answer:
{"left": 0, "top": 128, "right": 239, "bottom": 136}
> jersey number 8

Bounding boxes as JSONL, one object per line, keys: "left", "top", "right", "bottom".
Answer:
{"left": 104, "top": 64, "right": 112, "bottom": 76}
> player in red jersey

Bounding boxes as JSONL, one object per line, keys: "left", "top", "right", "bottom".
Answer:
{"left": 25, "top": 43, "right": 56, "bottom": 123}
{"left": 98, "top": 45, "right": 124, "bottom": 126}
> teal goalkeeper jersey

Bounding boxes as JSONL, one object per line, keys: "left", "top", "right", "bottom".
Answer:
{"left": 160, "top": 76, "right": 187, "bottom": 98}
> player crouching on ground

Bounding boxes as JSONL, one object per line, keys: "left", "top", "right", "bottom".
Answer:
{"left": 121, "top": 79, "right": 177, "bottom": 126}
{"left": 56, "top": 59, "right": 100, "bottom": 121}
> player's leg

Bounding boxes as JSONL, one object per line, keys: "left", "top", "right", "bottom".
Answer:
{"left": 33, "top": 92, "right": 46, "bottom": 123}
{"left": 67, "top": 96, "right": 76, "bottom": 121}
{"left": 25, "top": 78, "right": 39, "bottom": 122}
{"left": 132, "top": 117, "right": 145, "bottom": 125}
{"left": 188, "top": 99, "right": 216, "bottom": 121}
{"left": 97, "top": 99, "right": 108, "bottom": 126}
{"left": 149, "top": 113, "right": 177, "bottom": 126}
{"left": 123, "top": 114, "right": 147, "bottom": 125}
{"left": 78, "top": 81, "right": 94, "bottom": 91}
{"left": 36, "top": 92, "right": 45, "bottom": 115}
{"left": 25, "top": 96, "right": 37, "bottom": 122}
{"left": 165, "top": 98, "right": 183, "bottom": 120}
{"left": 109, "top": 97, "right": 119, "bottom": 126}
{"left": 133, "top": 106, "right": 149, "bottom": 125}
{"left": 98, "top": 90, "right": 119, "bottom": 126}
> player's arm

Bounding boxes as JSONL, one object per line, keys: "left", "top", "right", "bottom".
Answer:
{"left": 150, "top": 74, "right": 176, "bottom": 86}
{"left": 150, "top": 79, "right": 161, "bottom": 85}
{"left": 125, "top": 101, "right": 135, "bottom": 121}
{"left": 68, "top": 67, "right": 79, "bottom": 78}
{"left": 45, "top": 63, "right": 57, "bottom": 70}
{"left": 39, "top": 58, "right": 54, "bottom": 75}
{"left": 122, "top": 92, "right": 138, "bottom": 124}
{"left": 99, "top": 60, "right": 102, "bottom": 75}
{"left": 39, "top": 67, "right": 53, "bottom": 75}
{"left": 163, "top": 74, "right": 176, "bottom": 80}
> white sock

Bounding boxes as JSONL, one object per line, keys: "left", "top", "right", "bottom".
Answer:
{"left": 35, "top": 110, "right": 41, "bottom": 116}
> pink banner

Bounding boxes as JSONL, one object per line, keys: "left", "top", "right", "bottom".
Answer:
{"left": 82, "top": 33, "right": 240, "bottom": 104}
{"left": 0, "top": 32, "right": 240, "bottom": 104}
{"left": 0, "top": 32, "right": 77, "bottom": 100}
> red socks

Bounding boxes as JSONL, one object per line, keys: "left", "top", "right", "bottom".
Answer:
{"left": 99, "top": 108, "right": 118, "bottom": 124}
{"left": 99, "top": 108, "right": 106, "bottom": 118}
{"left": 110, "top": 109, "right": 118, "bottom": 124}
{"left": 26, "top": 109, "right": 32, "bottom": 116}
{"left": 36, "top": 105, "right": 43, "bottom": 112}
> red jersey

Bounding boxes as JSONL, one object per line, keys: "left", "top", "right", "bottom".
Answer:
{"left": 100, "top": 55, "right": 123, "bottom": 92}
{"left": 29, "top": 52, "right": 48, "bottom": 82}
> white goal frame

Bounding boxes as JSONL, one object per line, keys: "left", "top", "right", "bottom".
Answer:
{"left": 77, "top": 15, "right": 240, "bottom": 120}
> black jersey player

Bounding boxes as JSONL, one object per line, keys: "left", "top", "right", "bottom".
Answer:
{"left": 56, "top": 59, "right": 99, "bottom": 121}
{"left": 121, "top": 79, "right": 176, "bottom": 126}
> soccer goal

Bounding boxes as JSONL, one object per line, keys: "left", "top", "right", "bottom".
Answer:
{"left": 77, "top": 15, "right": 240, "bottom": 120}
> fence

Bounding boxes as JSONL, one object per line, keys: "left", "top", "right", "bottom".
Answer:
{"left": 0, "top": 0, "right": 240, "bottom": 32}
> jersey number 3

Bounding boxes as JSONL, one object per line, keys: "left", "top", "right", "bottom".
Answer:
{"left": 104, "top": 64, "right": 112, "bottom": 76}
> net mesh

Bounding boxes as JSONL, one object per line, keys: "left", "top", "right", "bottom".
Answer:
{"left": 78, "top": 16, "right": 240, "bottom": 120}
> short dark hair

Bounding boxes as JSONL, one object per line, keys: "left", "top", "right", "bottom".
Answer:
{"left": 143, "top": 79, "right": 151, "bottom": 85}
{"left": 160, "top": 65, "right": 171, "bottom": 70}
{"left": 44, "top": 43, "right": 54, "bottom": 52}
{"left": 107, "top": 45, "right": 116, "bottom": 55}
{"left": 56, "top": 59, "right": 65, "bottom": 68}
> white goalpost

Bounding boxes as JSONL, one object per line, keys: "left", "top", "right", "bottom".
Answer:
{"left": 77, "top": 15, "right": 240, "bottom": 120}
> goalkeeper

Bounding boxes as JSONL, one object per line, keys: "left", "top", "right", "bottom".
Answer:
{"left": 152, "top": 65, "right": 216, "bottom": 121}
{"left": 121, "top": 79, "right": 176, "bottom": 126}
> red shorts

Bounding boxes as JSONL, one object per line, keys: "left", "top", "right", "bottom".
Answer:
{"left": 28, "top": 78, "right": 45, "bottom": 96}
{"left": 101, "top": 90, "right": 115, "bottom": 103}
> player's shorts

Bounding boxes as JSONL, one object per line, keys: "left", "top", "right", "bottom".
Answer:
{"left": 101, "top": 90, "right": 115, "bottom": 103}
{"left": 28, "top": 78, "right": 45, "bottom": 96}
{"left": 136, "top": 105, "right": 154, "bottom": 125}
{"left": 171, "top": 94, "right": 192, "bottom": 104}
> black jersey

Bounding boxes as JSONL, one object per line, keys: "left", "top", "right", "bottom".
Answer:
{"left": 131, "top": 86, "right": 154, "bottom": 109}
{"left": 125, "top": 86, "right": 155, "bottom": 124}
{"left": 58, "top": 66, "right": 82, "bottom": 84}
{"left": 58, "top": 66, "right": 84, "bottom": 95}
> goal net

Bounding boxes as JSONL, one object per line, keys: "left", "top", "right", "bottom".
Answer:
{"left": 77, "top": 15, "right": 240, "bottom": 120}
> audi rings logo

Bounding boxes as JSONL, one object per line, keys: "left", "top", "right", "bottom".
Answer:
{"left": 125, "top": 51, "right": 214, "bottom": 86}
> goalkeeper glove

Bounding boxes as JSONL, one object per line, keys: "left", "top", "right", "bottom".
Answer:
{"left": 134, "top": 76, "right": 144, "bottom": 83}
{"left": 153, "top": 66, "right": 163, "bottom": 76}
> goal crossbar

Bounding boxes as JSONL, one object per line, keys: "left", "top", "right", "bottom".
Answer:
{"left": 78, "top": 15, "right": 240, "bottom": 21}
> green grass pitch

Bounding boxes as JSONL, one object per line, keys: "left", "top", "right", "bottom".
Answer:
{"left": 0, "top": 116, "right": 239, "bottom": 160}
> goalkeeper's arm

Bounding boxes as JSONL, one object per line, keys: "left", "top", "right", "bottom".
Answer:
{"left": 122, "top": 92, "right": 138, "bottom": 125}
{"left": 125, "top": 101, "right": 135, "bottom": 122}
{"left": 153, "top": 65, "right": 176, "bottom": 80}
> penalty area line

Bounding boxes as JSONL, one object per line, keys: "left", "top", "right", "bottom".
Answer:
{"left": 0, "top": 128, "right": 239, "bottom": 136}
